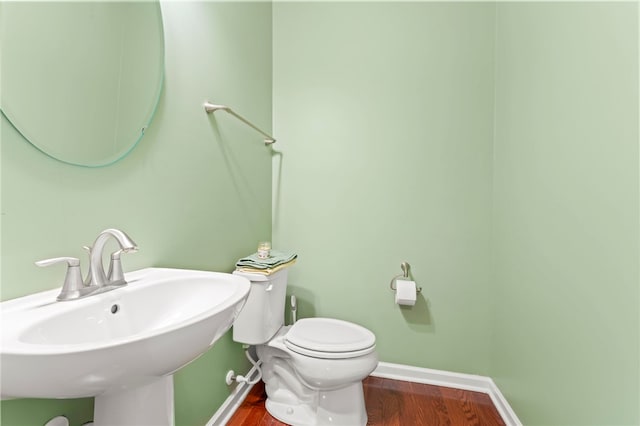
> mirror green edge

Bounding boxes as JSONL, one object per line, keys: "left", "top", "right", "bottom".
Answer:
{"left": 0, "top": 1, "right": 165, "bottom": 168}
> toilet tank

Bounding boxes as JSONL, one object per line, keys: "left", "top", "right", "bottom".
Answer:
{"left": 232, "top": 268, "right": 288, "bottom": 345}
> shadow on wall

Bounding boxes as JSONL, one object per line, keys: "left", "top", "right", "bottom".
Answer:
{"left": 205, "top": 112, "right": 272, "bottom": 239}
{"left": 287, "top": 285, "right": 316, "bottom": 324}
{"left": 400, "top": 294, "right": 434, "bottom": 333}
{"left": 271, "top": 147, "right": 284, "bottom": 234}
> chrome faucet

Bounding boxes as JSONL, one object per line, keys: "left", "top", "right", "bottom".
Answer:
{"left": 36, "top": 228, "right": 138, "bottom": 301}
{"left": 89, "top": 228, "right": 138, "bottom": 288}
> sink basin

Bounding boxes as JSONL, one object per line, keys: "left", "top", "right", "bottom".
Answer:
{"left": 1, "top": 267, "right": 250, "bottom": 425}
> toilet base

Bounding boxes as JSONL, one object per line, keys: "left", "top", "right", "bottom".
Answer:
{"left": 266, "top": 398, "right": 316, "bottom": 426}
{"left": 265, "top": 382, "right": 368, "bottom": 426}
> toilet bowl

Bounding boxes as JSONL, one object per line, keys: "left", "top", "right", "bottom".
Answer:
{"left": 232, "top": 268, "right": 378, "bottom": 426}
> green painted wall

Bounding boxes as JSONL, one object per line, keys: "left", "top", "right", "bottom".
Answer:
{"left": 1, "top": 2, "right": 272, "bottom": 425}
{"left": 492, "top": 3, "right": 639, "bottom": 425}
{"left": 272, "top": 2, "right": 496, "bottom": 375}
{"left": 273, "top": 2, "right": 639, "bottom": 425}
{"left": 2, "top": 2, "right": 639, "bottom": 426}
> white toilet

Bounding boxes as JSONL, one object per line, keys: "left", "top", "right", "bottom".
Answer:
{"left": 233, "top": 268, "right": 378, "bottom": 426}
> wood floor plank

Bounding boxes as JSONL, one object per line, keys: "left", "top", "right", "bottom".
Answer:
{"left": 440, "top": 386, "right": 505, "bottom": 426}
{"left": 405, "top": 380, "right": 451, "bottom": 426}
{"left": 363, "top": 376, "right": 402, "bottom": 426}
{"left": 226, "top": 376, "right": 506, "bottom": 426}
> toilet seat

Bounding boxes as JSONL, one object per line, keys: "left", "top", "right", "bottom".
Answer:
{"left": 284, "top": 318, "right": 376, "bottom": 359}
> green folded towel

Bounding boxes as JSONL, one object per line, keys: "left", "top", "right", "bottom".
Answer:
{"left": 236, "top": 250, "right": 297, "bottom": 270}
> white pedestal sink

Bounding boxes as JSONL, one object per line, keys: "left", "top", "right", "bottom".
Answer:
{"left": 1, "top": 268, "right": 250, "bottom": 426}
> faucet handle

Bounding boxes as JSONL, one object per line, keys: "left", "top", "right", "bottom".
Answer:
{"left": 107, "top": 249, "right": 126, "bottom": 284}
{"left": 36, "top": 257, "right": 87, "bottom": 301}
{"left": 35, "top": 256, "right": 80, "bottom": 268}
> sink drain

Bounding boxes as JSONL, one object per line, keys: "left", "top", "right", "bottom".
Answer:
{"left": 111, "top": 304, "right": 120, "bottom": 314}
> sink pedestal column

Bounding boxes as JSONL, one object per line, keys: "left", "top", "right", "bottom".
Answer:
{"left": 94, "top": 376, "right": 174, "bottom": 426}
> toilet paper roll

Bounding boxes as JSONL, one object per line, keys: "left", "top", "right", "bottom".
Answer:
{"left": 395, "top": 279, "right": 417, "bottom": 306}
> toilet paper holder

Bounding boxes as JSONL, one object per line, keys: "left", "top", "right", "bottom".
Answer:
{"left": 389, "top": 262, "right": 422, "bottom": 293}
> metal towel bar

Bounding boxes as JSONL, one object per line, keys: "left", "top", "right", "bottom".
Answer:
{"left": 204, "top": 101, "right": 276, "bottom": 145}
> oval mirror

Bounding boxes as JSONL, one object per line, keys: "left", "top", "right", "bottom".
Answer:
{"left": 0, "top": 1, "right": 164, "bottom": 167}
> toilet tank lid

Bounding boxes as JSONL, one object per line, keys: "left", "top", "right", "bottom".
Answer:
{"left": 286, "top": 318, "right": 376, "bottom": 353}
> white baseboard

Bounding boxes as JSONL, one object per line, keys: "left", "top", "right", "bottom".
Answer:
{"left": 207, "top": 361, "right": 522, "bottom": 426}
{"left": 372, "top": 361, "right": 522, "bottom": 426}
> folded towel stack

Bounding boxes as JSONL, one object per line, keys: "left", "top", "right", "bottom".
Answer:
{"left": 235, "top": 250, "right": 297, "bottom": 276}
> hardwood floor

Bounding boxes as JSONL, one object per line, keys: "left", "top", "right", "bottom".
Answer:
{"left": 226, "top": 376, "right": 506, "bottom": 425}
